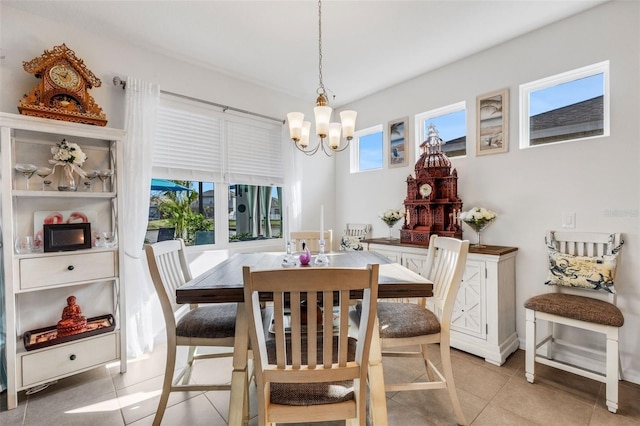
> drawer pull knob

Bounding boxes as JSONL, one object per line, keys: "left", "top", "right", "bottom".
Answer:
{"left": 69, "top": 354, "right": 76, "bottom": 361}
{"left": 67, "top": 265, "right": 75, "bottom": 271}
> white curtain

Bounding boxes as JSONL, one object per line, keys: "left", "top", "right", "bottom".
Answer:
{"left": 122, "top": 77, "right": 159, "bottom": 358}
{"left": 283, "top": 131, "right": 302, "bottom": 237}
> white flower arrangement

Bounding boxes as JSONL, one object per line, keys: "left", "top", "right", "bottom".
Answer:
{"left": 50, "top": 139, "right": 87, "bottom": 177}
{"left": 379, "top": 209, "right": 405, "bottom": 226}
{"left": 51, "top": 139, "right": 87, "bottom": 166}
{"left": 459, "top": 207, "right": 497, "bottom": 231}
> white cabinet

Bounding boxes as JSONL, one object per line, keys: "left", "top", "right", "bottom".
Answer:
{"left": 0, "top": 112, "right": 126, "bottom": 409}
{"left": 364, "top": 238, "right": 518, "bottom": 366}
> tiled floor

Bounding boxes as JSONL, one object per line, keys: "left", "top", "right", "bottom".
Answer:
{"left": 1, "top": 342, "right": 639, "bottom": 425}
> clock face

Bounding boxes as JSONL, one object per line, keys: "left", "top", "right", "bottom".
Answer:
{"left": 419, "top": 183, "right": 433, "bottom": 198}
{"left": 49, "top": 65, "right": 80, "bottom": 89}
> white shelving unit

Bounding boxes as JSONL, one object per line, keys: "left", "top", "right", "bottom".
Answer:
{"left": 363, "top": 238, "right": 519, "bottom": 366}
{"left": 0, "top": 112, "right": 126, "bottom": 409}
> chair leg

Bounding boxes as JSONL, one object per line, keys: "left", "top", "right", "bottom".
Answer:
{"left": 421, "top": 344, "right": 436, "bottom": 382}
{"left": 440, "top": 342, "right": 466, "bottom": 425}
{"left": 182, "top": 345, "right": 197, "bottom": 385}
{"left": 154, "top": 344, "right": 177, "bottom": 426}
{"left": 605, "top": 328, "right": 619, "bottom": 413}
{"left": 525, "top": 309, "right": 536, "bottom": 384}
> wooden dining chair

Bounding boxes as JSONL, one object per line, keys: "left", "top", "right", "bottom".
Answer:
{"left": 145, "top": 239, "right": 244, "bottom": 425}
{"left": 376, "top": 234, "right": 469, "bottom": 425}
{"left": 524, "top": 231, "right": 624, "bottom": 413}
{"left": 242, "top": 264, "right": 379, "bottom": 426}
{"left": 290, "top": 230, "right": 333, "bottom": 252}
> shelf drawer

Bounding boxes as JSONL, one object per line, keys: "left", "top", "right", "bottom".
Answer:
{"left": 20, "top": 333, "right": 118, "bottom": 387}
{"left": 20, "top": 251, "right": 115, "bottom": 290}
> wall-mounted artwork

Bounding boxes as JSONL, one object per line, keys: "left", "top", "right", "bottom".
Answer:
{"left": 476, "top": 88, "right": 509, "bottom": 156}
{"left": 388, "top": 117, "right": 408, "bottom": 167}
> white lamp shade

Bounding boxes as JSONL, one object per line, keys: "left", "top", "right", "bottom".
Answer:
{"left": 339, "top": 110, "right": 357, "bottom": 139}
{"left": 287, "top": 112, "right": 304, "bottom": 141}
{"left": 313, "top": 106, "right": 332, "bottom": 137}
{"left": 299, "top": 121, "right": 311, "bottom": 148}
{"left": 328, "top": 122, "right": 342, "bottom": 149}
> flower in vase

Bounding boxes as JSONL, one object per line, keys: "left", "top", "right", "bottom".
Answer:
{"left": 50, "top": 138, "right": 88, "bottom": 179}
{"left": 459, "top": 207, "right": 497, "bottom": 231}
{"left": 51, "top": 139, "right": 87, "bottom": 166}
{"left": 379, "top": 209, "right": 405, "bottom": 226}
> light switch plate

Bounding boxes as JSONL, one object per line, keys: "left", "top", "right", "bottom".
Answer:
{"left": 562, "top": 212, "right": 576, "bottom": 228}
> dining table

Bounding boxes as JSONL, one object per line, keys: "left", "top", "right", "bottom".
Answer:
{"left": 176, "top": 250, "right": 433, "bottom": 426}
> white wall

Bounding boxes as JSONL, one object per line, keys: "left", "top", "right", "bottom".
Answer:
{"left": 337, "top": 1, "right": 640, "bottom": 383}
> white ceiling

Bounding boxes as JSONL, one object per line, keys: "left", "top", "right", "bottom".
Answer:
{"left": 6, "top": 0, "right": 607, "bottom": 107}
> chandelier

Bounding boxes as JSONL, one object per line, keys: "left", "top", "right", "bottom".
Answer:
{"left": 287, "top": 0, "right": 357, "bottom": 156}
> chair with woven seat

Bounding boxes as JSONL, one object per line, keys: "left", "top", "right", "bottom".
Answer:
{"left": 524, "top": 231, "right": 624, "bottom": 413}
{"left": 242, "top": 264, "right": 379, "bottom": 425}
{"left": 290, "top": 230, "right": 333, "bottom": 252}
{"left": 145, "top": 239, "right": 243, "bottom": 425}
{"left": 376, "top": 234, "right": 469, "bottom": 425}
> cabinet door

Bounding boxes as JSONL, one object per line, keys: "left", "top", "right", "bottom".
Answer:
{"left": 451, "top": 260, "right": 486, "bottom": 339}
{"left": 370, "top": 247, "right": 401, "bottom": 263}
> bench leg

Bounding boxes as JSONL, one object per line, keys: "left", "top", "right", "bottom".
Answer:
{"left": 525, "top": 308, "right": 536, "bottom": 383}
{"left": 605, "top": 327, "right": 619, "bottom": 413}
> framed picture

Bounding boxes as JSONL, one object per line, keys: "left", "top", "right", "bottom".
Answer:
{"left": 388, "top": 117, "right": 408, "bottom": 167}
{"left": 476, "top": 88, "right": 509, "bottom": 156}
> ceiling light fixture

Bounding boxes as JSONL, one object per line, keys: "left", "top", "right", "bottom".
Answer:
{"left": 287, "top": 0, "right": 357, "bottom": 156}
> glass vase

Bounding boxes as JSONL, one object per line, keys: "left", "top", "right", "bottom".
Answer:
{"left": 463, "top": 220, "right": 494, "bottom": 248}
{"left": 385, "top": 220, "right": 400, "bottom": 240}
{"left": 58, "top": 164, "right": 77, "bottom": 192}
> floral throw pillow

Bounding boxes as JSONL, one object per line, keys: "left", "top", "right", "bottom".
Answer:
{"left": 545, "top": 248, "right": 618, "bottom": 293}
{"left": 340, "top": 235, "right": 363, "bottom": 251}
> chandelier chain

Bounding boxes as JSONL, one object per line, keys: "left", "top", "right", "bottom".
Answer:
{"left": 317, "top": 0, "right": 325, "bottom": 96}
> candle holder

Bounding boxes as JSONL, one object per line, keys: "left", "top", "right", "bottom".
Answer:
{"left": 282, "top": 240, "right": 297, "bottom": 267}
{"left": 314, "top": 239, "right": 330, "bottom": 266}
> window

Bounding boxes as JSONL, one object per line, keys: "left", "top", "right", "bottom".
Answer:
{"left": 415, "top": 102, "right": 466, "bottom": 158}
{"left": 151, "top": 93, "right": 285, "bottom": 247}
{"left": 350, "top": 125, "right": 383, "bottom": 173}
{"left": 148, "top": 180, "right": 215, "bottom": 245}
{"left": 520, "top": 61, "right": 609, "bottom": 148}
{"left": 228, "top": 184, "right": 282, "bottom": 242}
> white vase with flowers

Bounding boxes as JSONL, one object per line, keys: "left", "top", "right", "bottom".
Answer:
{"left": 459, "top": 207, "right": 497, "bottom": 248}
{"left": 50, "top": 139, "right": 87, "bottom": 191}
{"left": 379, "top": 209, "right": 405, "bottom": 240}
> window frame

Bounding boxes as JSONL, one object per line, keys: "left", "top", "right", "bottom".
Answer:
{"left": 519, "top": 60, "right": 609, "bottom": 149}
{"left": 415, "top": 101, "right": 467, "bottom": 159}
{"left": 350, "top": 124, "right": 384, "bottom": 173}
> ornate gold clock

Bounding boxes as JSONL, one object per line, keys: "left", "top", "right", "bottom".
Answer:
{"left": 18, "top": 44, "right": 107, "bottom": 126}
{"left": 401, "top": 124, "right": 463, "bottom": 246}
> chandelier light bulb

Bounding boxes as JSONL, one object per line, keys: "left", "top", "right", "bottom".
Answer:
{"left": 340, "top": 110, "right": 357, "bottom": 140}
{"left": 313, "top": 105, "right": 332, "bottom": 138}
{"left": 299, "top": 121, "right": 311, "bottom": 148}
{"left": 287, "top": 112, "right": 304, "bottom": 142}
{"left": 328, "top": 122, "right": 342, "bottom": 149}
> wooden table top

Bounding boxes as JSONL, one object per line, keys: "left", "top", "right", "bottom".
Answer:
{"left": 176, "top": 251, "right": 433, "bottom": 304}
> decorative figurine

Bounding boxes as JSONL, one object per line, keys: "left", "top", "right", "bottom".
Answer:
{"left": 56, "top": 295, "right": 87, "bottom": 337}
{"left": 299, "top": 241, "right": 311, "bottom": 265}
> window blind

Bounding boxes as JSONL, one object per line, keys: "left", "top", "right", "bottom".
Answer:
{"left": 153, "top": 94, "right": 284, "bottom": 185}
{"left": 226, "top": 115, "right": 284, "bottom": 186}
